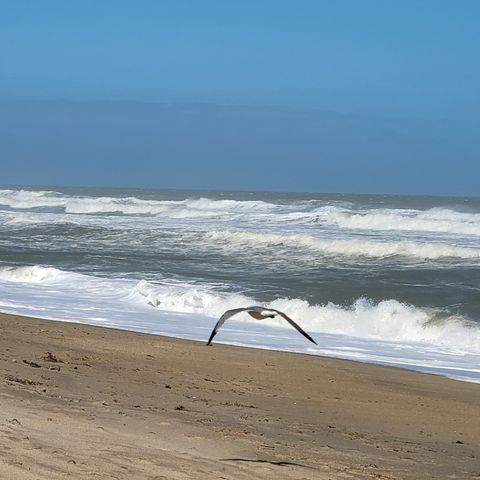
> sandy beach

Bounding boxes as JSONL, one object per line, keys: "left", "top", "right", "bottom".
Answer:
{"left": 0, "top": 312, "right": 479, "bottom": 479}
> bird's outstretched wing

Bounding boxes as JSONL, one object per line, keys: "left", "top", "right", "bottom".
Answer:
{"left": 207, "top": 307, "right": 252, "bottom": 345}
{"left": 207, "top": 306, "right": 317, "bottom": 346}
{"left": 270, "top": 309, "right": 317, "bottom": 345}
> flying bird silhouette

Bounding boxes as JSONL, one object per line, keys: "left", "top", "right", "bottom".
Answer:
{"left": 207, "top": 306, "right": 317, "bottom": 346}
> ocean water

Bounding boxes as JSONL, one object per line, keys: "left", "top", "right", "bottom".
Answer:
{"left": 1, "top": 186, "right": 479, "bottom": 382}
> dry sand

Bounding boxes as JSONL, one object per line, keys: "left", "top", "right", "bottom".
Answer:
{"left": 0, "top": 312, "right": 479, "bottom": 479}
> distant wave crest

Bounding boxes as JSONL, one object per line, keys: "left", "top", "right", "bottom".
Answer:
{"left": 2, "top": 189, "right": 479, "bottom": 237}
{"left": 311, "top": 206, "right": 480, "bottom": 236}
{"left": 0, "top": 189, "right": 275, "bottom": 218}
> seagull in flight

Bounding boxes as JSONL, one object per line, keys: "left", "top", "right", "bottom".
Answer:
{"left": 207, "top": 306, "right": 317, "bottom": 346}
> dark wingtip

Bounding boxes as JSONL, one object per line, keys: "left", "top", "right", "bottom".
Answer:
{"left": 303, "top": 332, "right": 317, "bottom": 345}
{"left": 207, "top": 330, "right": 216, "bottom": 346}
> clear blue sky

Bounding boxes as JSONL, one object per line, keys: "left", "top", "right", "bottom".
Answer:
{"left": 1, "top": 1, "right": 479, "bottom": 195}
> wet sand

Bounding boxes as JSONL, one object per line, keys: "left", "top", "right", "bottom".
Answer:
{"left": 0, "top": 312, "right": 479, "bottom": 479}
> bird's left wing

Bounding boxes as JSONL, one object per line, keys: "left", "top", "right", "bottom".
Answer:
{"left": 207, "top": 307, "right": 251, "bottom": 345}
{"left": 271, "top": 309, "right": 317, "bottom": 345}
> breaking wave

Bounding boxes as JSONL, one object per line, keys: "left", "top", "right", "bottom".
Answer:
{"left": 133, "top": 279, "right": 480, "bottom": 349}
{"left": 0, "top": 265, "right": 69, "bottom": 283}
{"left": 205, "top": 231, "right": 480, "bottom": 260}
{"left": 1, "top": 265, "right": 479, "bottom": 350}
{"left": 312, "top": 206, "right": 480, "bottom": 236}
{"left": 0, "top": 189, "right": 65, "bottom": 209}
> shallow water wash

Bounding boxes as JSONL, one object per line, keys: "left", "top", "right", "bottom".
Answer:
{"left": 1, "top": 186, "right": 479, "bottom": 382}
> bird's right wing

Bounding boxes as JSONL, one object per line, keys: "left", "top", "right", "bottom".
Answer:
{"left": 206, "top": 307, "right": 251, "bottom": 345}
{"left": 271, "top": 309, "right": 318, "bottom": 345}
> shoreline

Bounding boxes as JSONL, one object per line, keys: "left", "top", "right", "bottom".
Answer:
{"left": 1, "top": 301, "right": 477, "bottom": 385}
{"left": 1, "top": 311, "right": 479, "bottom": 479}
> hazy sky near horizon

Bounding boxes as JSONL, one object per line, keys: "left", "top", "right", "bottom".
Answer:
{"left": 1, "top": 1, "right": 479, "bottom": 195}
